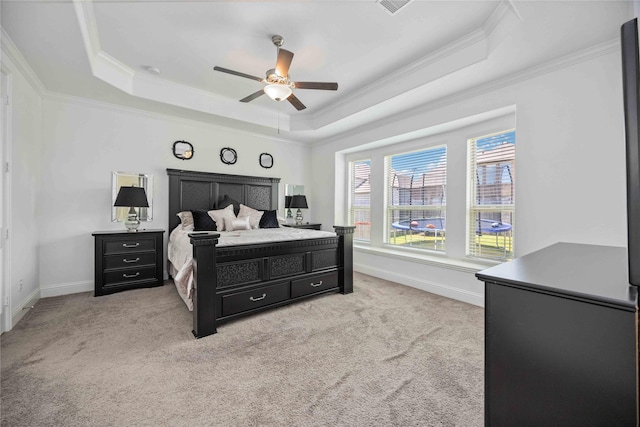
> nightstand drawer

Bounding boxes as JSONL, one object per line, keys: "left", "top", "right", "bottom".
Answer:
{"left": 221, "top": 282, "right": 290, "bottom": 317}
{"left": 93, "top": 229, "right": 164, "bottom": 296}
{"left": 103, "top": 237, "right": 156, "bottom": 255}
{"left": 291, "top": 271, "right": 339, "bottom": 298}
{"left": 103, "top": 266, "right": 158, "bottom": 287}
{"left": 103, "top": 252, "right": 157, "bottom": 270}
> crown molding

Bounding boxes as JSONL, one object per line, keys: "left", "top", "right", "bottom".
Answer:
{"left": 315, "top": 37, "right": 619, "bottom": 148}
{"left": 41, "top": 90, "right": 307, "bottom": 146}
{"left": 131, "top": 71, "right": 285, "bottom": 130}
{"left": 0, "top": 27, "right": 46, "bottom": 95}
{"left": 303, "top": 27, "right": 489, "bottom": 131}
{"left": 72, "top": 0, "right": 101, "bottom": 69}
{"left": 483, "top": 0, "right": 522, "bottom": 37}
{"left": 93, "top": 50, "right": 135, "bottom": 93}
{"left": 337, "top": 27, "right": 487, "bottom": 110}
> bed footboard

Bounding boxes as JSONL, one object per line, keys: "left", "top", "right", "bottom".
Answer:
{"left": 189, "top": 226, "right": 355, "bottom": 339}
{"left": 189, "top": 232, "right": 220, "bottom": 338}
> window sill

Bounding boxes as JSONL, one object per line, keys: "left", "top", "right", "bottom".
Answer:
{"left": 354, "top": 243, "right": 502, "bottom": 274}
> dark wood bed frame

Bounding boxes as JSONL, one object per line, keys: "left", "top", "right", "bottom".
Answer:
{"left": 167, "top": 169, "right": 354, "bottom": 338}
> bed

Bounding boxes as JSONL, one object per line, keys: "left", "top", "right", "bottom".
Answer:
{"left": 167, "top": 169, "right": 354, "bottom": 338}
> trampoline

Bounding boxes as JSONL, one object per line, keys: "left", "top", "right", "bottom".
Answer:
{"left": 475, "top": 219, "right": 512, "bottom": 258}
{"left": 391, "top": 218, "right": 512, "bottom": 253}
{"left": 391, "top": 218, "right": 446, "bottom": 249}
{"left": 476, "top": 219, "right": 512, "bottom": 234}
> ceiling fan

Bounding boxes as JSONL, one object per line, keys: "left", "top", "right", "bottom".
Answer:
{"left": 213, "top": 35, "right": 338, "bottom": 111}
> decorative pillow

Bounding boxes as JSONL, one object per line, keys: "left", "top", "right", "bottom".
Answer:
{"left": 191, "top": 210, "right": 217, "bottom": 231}
{"left": 208, "top": 204, "right": 235, "bottom": 231}
{"left": 177, "top": 211, "right": 194, "bottom": 231}
{"left": 259, "top": 210, "right": 280, "bottom": 229}
{"left": 224, "top": 216, "right": 251, "bottom": 232}
{"left": 218, "top": 195, "right": 241, "bottom": 217}
{"left": 238, "top": 204, "right": 264, "bottom": 229}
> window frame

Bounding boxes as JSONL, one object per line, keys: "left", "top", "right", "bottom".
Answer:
{"left": 466, "top": 129, "right": 516, "bottom": 261}
{"left": 349, "top": 159, "right": 372, "bottom": 242}
{"left": 384, "top": 145, "right": 448, "bottom": 253}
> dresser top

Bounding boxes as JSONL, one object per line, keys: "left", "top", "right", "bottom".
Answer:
{"left": 92, "top": 229, "right": 165, "bottom": 236}
{"left": 477, "top": 242, "right": 638, "bottom": 310}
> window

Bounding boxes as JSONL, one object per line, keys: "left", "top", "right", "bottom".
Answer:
{"left": 350, "top": 160, "right": 371, "bottom": 241}
{"left": 385, "top": 146, "right": 447, "bottom": 252}
{"left": 468, "top": 130, "right": 515, "bottom": 260}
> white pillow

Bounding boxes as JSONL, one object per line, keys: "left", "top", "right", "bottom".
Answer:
{"left": 208, "top": 205, "right": 235, "bottom": 231}
{"left": 177, "top": 211, "right": 194, "bottom": 231}
{"left": 238, "top": 204, "right": 264, "bottom": 229}
{"left": 224, "top": 216, "right": 251, "bottom": 231}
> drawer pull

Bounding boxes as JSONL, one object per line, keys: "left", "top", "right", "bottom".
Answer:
{"left": 249, "top": 293, "right": 267, "bottom": 302}
{"left": 123, "top": 258, "right": 140, "bottom": 263}
{"left": 122, "top": 243, "right": 140, "bottom": 248}
{"left": 310, "top": 280, "right": 324, "bottom": 287}
{"left": 122, "top": 272, "right": 140, "bottom": 279}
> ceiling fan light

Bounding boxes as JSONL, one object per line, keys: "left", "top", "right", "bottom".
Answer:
{"left": 264, "top": 84, "right": 292, "bottom": 101}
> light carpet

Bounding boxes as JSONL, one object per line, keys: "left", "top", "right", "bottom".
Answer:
{"left": 1, "top": 273, "right": 484, "bottom": 426}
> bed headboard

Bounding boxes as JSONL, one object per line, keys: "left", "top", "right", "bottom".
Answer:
{"left": 167, "top": 169, "right": 280, "bottom": 232}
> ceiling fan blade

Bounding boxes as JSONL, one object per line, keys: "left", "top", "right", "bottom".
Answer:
{"left": 293, "top": 82, "right": 338, "bottom": 91}
{"left": 287, "top": 93, "right": 306, "bottom": 111}
{"left": 213, "top": 66, "right": 264, "bottom": 82}
{"left": 275, "top": 49, "right": 294, "bottom": 77}
{"left": 239, "top": 90, "right": 265, "bottom": 103}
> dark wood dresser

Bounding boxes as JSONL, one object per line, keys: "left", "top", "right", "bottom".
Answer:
{"left": 93, "top": 229, "right": 165, "bottom": 296}
{"left": 476, "top": 242, "right": 639, "bottom": 426}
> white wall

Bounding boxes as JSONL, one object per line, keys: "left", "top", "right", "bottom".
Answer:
{"left": 38, "top": 96, "right": 311, "bottom": 297}
{"left": 1, "top": 51, "right": 42, "bottom": 328}
{"left": 311, "top": 44, "right": 625, "bottom": 306}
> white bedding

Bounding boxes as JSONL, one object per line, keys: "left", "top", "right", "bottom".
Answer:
{"left": 168, "top": 226, "right": 337, "bottom": 310}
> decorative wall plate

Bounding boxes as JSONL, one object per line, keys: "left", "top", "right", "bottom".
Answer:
{"left": 172, "top": 140, "right": 194, "bottom": 160}
{"left": 259, "top": 153, "right": 273, "bottom": 169}
{"left": 220, "top": 147, "right": 237, "bottom": 165}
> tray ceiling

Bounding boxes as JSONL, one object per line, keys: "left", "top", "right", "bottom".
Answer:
{"left": 0, "top": 1, "right": 632, "bottom": 142}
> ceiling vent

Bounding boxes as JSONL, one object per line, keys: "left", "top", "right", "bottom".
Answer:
{"left": 377, "top": 0, "right": 412, "bottom": 15}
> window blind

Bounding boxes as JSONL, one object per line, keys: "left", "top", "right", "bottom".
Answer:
{"left": 350, "top": 160, "right": 371, "bottom": 241}
{"left": 467, "top": 130, "right": 515, "bottom": 260}
{"left": 385, "top": 146, "right": 447, "bottom": 252}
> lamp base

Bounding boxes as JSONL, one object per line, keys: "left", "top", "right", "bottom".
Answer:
{"left": 295, "top": 209, "right": 303, "bottom": 225}
{"left": 124, "top": 212, "right": 140, "bottom": 231}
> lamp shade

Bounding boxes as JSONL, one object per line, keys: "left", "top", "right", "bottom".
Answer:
{"left": 114, "top": 186, "right": 149, "bottom": 208}
{"left": 289, "top": 195, "right": 308, "bottom": 209}
{"left": 285, "top": 195, "right": 292, "bottom": 208}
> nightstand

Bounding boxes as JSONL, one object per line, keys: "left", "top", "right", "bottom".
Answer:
{"left": 93, "top": 229, "right": 165, "bottom": 296}
{"left": 282, "top": 223, "right": 322, "bottom": 230}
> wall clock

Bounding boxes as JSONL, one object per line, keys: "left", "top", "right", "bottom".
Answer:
{"left": 220, "top": 147, "right": 237, "bottom": 165}
{"left": 259, "top": 153, "right": 273, "bottom": 169}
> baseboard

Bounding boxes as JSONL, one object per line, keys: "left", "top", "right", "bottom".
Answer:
{"left": 40, "top": 280, "right": 93, "bottom": 298}
{"left": 11, "top": 288, "right": 40, "bottom": 328}
{"left": 354, "top": 263, "right": 484, "bottom": 307}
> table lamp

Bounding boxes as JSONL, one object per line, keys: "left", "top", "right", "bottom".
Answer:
{"left": 289, "top": 195, "right": 308, "bottom": 225}
{"left": 114, "top": 186, "right": 149, "bottom": 231}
